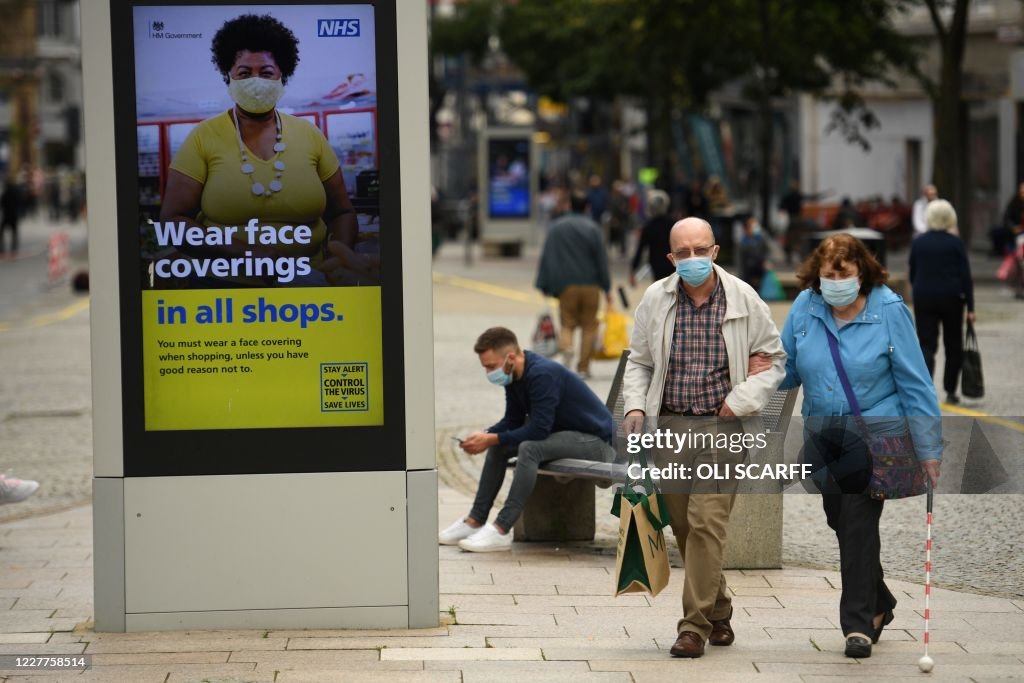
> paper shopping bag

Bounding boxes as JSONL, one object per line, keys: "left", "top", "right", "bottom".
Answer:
{"left": 611, "top": 483, "right": 671, "bottom": 597}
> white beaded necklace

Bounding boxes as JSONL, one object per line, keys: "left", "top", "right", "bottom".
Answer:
{"left": 232, "top": 108, "right": 287, "bottom": 197}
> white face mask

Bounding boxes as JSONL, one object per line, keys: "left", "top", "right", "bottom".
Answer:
{"left": 228, "top": 76, "right": 284, "bottom": 114}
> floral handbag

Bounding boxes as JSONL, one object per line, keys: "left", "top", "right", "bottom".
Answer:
{"left": 826, "top": 331, "right": 927, "bottom": 500}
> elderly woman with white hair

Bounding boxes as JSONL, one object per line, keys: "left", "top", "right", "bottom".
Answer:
{"left": 908, "top": 199, "right": 976, "bottom": 404}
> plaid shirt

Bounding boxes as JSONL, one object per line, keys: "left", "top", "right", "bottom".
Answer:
{"left": 661, "top": 277, "right": 731, "bottom": 415}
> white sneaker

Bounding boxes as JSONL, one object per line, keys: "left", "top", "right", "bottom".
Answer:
{"left": 0, "top": 475, "right": 39, "bottom": 505}
{"left": 458, "top": 523, "right": 513, "bottom": 553}
{"left": 439, "top": 518, "right": 479, "bottom": 545}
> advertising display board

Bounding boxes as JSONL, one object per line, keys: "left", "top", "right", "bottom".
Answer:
{"left": 111, "top": 0, "right": 405, "bottom": 475}
{"left": 487, "top": 137, "right": 531, "bottom": 219}
{"left": 477, "top": 127, "right": 538, "bottom": 249}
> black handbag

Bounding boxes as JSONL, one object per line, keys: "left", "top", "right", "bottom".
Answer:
{"left": 961, "top": 322, "right": 984, "bottom": 399}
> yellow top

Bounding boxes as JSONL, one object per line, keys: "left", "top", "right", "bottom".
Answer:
{"left": 169, "top": 110, "right": 341, "bottom": 263}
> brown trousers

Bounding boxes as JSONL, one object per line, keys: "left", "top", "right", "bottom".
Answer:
{"left": 655, "top": 414, "right": 740, "bottom": 640}
{"left": 557, "top": 285, "right": 601, "bottom": 372}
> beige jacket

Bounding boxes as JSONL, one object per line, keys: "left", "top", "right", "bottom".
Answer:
{"left": 623, "top": 265, "right": 786, "bottom": 417}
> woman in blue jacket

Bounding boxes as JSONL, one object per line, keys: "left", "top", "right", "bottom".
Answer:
{"left": 779, "top": 234, "right": 942, "bottom": 659}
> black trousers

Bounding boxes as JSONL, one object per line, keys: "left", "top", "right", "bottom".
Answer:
{"left": 914, "top": 296, "right": 964, "bottom": 395}
{"left": 802, "top": 422, "right": 897, "bottom": 637}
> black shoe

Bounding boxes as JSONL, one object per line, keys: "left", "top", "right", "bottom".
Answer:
{"left": 845, "top": 635, "right": 872, "bottom": 658}
{"left": 945, "top": 393, "right": 960, "bottom": 405}
{"left": 872, "top": 610, "right": 894, "bottom": 644}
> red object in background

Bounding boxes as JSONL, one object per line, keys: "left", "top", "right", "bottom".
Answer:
{"left": 48, "top": 231, "right": 69, "bottom": 283}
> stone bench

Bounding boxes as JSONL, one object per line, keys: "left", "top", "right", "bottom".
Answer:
{"left": 512, "top": 351, "right": 798, "bottom": 569}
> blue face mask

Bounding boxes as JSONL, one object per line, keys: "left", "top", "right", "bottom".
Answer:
{"left": 486, "top": 356, "right": 514, "bottom": 386}
{"left": 819, "top": 276, "right": 860, "bottom": 307}
{"left": 675, "top": 257, "right": 713, "bottom": 287}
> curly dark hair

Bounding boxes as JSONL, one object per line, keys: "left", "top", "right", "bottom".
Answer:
{"left": 211, "top": 14, "right": 300, "bottom": 84}
{"left": 797, "top": 233, "right": 888, "bottom": 296}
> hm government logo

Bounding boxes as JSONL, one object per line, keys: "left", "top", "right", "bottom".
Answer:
{"left": 317, "top": 19, "right": 360, "bottom": 37}
{"left": 148, "top": 19, "right": 202, "bottom": 40}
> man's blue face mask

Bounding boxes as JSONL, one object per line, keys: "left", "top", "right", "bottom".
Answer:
{"left": 486, "top": 354, "right": 514, "bottom": 386}
{"left": 675, "top": 256, "right": 713, "bottom": 287}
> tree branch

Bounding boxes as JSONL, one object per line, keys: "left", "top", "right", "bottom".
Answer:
{"left": 924, "top": 0, "right": 948, "bottom": 46}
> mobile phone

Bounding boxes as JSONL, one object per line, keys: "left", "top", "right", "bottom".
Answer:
{"left": 451, "top": 435, "right": 464, "bottom": 445}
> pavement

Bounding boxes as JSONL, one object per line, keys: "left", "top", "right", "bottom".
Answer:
{"left": 0, "top": 230, "right": 1023, "bottom": 681}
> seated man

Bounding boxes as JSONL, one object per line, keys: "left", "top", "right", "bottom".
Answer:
{"left": 440, "top": 327, "right": 615, "bottom": 552}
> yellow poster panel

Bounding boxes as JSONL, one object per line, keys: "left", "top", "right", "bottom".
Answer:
{"left": 142, "top": 288, "right": 383, "bottom": 431}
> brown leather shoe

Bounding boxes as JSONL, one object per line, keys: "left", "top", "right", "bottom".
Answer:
{"left": 669, "top": 631, "right": 705, "bottom": 658}
{"left": 709, "top": 608, "right": 735, "bottom": 646}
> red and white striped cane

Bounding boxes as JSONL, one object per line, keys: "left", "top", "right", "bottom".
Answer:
{"left": 918, "top": 482, "right": 935, "bottom": 673}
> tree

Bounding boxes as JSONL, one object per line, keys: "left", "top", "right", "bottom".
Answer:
{"left": 921, "top": 0, "right": 971, "bottom": 241}
{"left": 496, "top": 0, "right": 917, "bottom": 234}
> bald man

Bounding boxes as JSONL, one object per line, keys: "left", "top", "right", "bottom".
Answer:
{"left": 622, "top": 218, "right": 786, "bottom": 658}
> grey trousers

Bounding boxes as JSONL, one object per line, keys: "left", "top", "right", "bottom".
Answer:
{"left": 469, "top": 431, "right": 615, "bottom": 531}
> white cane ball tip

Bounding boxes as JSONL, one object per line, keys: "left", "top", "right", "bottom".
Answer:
{"left": 918, "top": 655, "right": 934, "bottom": 672}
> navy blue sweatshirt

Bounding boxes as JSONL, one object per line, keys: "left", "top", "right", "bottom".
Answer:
{"left": 487, "top": 351, "right": 614, "bottom": 445}
{"left": 909, "top": 231, "right": 975, "bottom": 312}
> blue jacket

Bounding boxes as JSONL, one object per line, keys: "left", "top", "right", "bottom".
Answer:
{"left": 487, "top": 351, "right": 614, "bottom": 446}
{"left": 780, "top": 286, "right": 943, "bottom": 460}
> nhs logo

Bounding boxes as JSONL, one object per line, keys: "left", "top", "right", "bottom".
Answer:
{"left": 318, "top": 19, "right": 360, "bottom": 37}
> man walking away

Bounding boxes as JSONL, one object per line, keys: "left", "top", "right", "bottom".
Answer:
{"left": 536, "top": 191, "right": 611, "bottom": 378}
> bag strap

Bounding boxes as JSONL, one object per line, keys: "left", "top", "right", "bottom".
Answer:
{"left": 965, "top": 321, "right": 979, "bottom": 351}
{"left": 826, "top": 329, "right": 862, "bottom": 417}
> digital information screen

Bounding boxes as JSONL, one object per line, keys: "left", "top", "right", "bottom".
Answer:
{"left": 487, "top": 138, "right": 530, "bottom": 219}
{"left": 112, "top": 0, "right": 405, "bottom": 475}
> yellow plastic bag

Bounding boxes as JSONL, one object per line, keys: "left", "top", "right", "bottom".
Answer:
{"left": 594, "top": 309, "right": 628, "bottom": 360}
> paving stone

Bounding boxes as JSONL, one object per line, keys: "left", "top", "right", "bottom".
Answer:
{"left": 89, "top": 651, "right": 231, "bottom": 665}
{"left": 438, "top": 594, "right": 516, "bottom": 609}
{"left": 763, "top": 628, "right": 914, "bottom": 644}
{"left": 276, "top": 672, "right": 455, "bottom": 683}
{"left": 0, "top": 633, "right": 49, "bottom": 645}
{"left": 285, "top": 635, "right": 483, "bottom": 650}
{"left": 84, "top": 637, "right": 289, "bottom": 654}
{"left": 0, "top": 642, "right": 87, "bottom": 655}
{"left": 486, "top": 637, "right": 646, "bottom": 649}
{"left": 229, "top": 648, "right": 382, "bottom": 670}
{"left": 451, "top": 612, "right": 556, "bottom": 626}
{"left": 380, "top": 647, "right": 542, "bottom": 661}
{"left": 463, "top": 672, "right": 632, "bottom": 683}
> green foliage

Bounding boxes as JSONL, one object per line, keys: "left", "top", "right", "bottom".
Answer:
{"left": 495, "top": 0, "right": 918, "bottom": 127}
{"left": 431, "top": 0, "right": 499, "bottom": 66}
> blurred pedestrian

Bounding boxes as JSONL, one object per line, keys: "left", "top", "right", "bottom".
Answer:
{"left": 586, "top": 174, "right": 608, "bottom": 225}
{"left": 535, "top": 191, "right": 611, "bottom": 378}
{"left": 831, "top": 197, "right": 861, "bottom": 231}
{"left": 0, "top": 474, "right": 39, "bottom": 505}
{"left": 0, "top": 178, "right": 22, "bottom": 254}
{"left": 630, "top": 189, "right": 674, "bottom": 286}
{"left": 994, "top": 182, "right": 1024, "bottom": 257}
{"left": 704, "top": 176, "right": 730, "bottom": 242}
{"left": 683, "top": 179, "right": 710, "bottom": 220}
{"left": 909, "top": 199, "right": 975, "bottom": 405}
{"left": 738, "top": 216, "right": 768, "bottom": 292}
{"left": 911, "top": 184, "right": 938, "bottom": 238}
{"left": 607, "top": 180, "right": 632, "bottom": 257}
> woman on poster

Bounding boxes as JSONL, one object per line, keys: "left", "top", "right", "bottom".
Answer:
{"left": 158, "top": 13, "right": 377, "bottom": 287}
